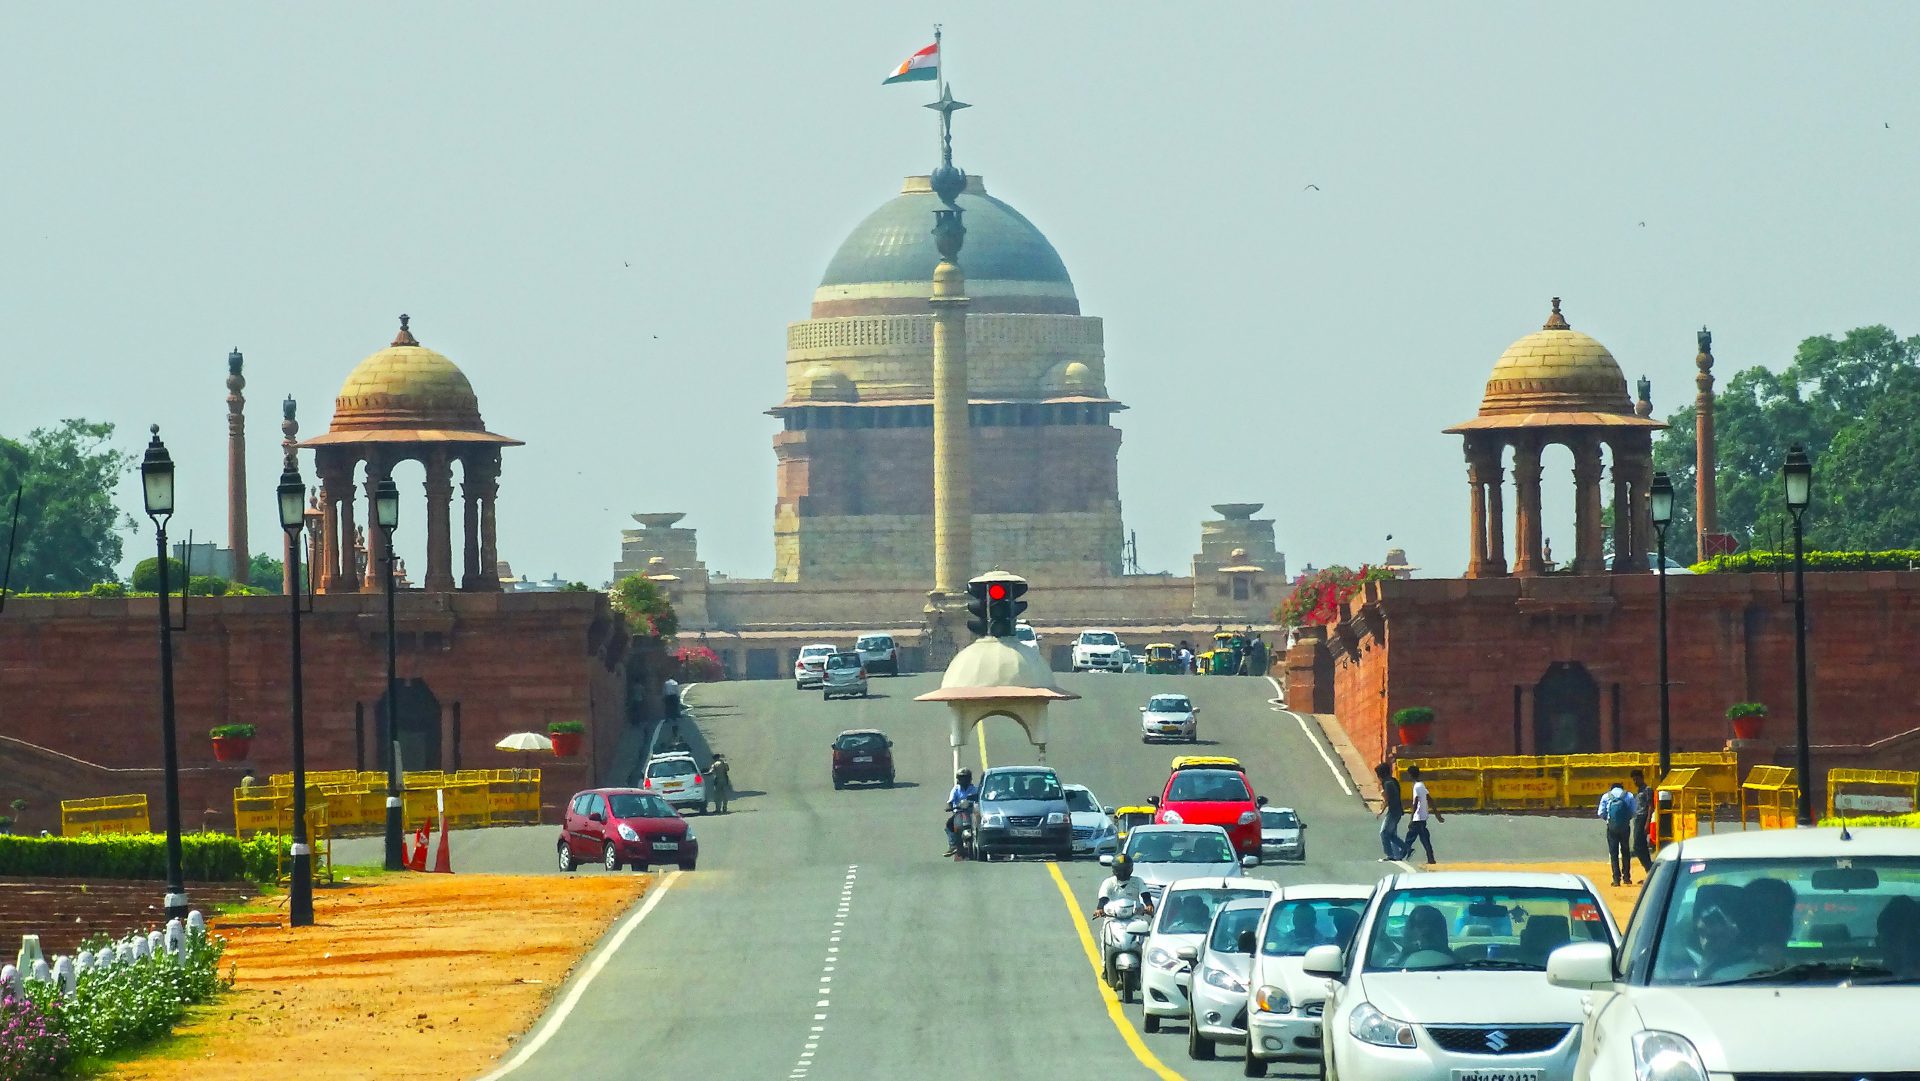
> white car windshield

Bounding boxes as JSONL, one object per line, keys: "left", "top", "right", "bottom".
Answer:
{"left": 1080, "top": 632, "right": 1119, "bottom": 646}
{"left": 1064, "top": 789, "right": 1100, "bottom": 814}
{"left": 1209, "top": 905, "right": 1264, "bottom": 953}
{"left": 981, "top": 771, "right": 1061, "bottom": 802}
{"left": 1363, "top": 887, "right": 1610, "bottom": 972}
{"left": 1157, "top": 887, "right": 1268, "bottom": 934}
{"left": 1128, "top": 831, "right": 1233, "bottom": 864}
{"left": 1147, "top": 696, "right": 1192, "bottom": 712}
{"left": 1647, "top": 856, "right": 1920, "bottom": 986}
{"left": 1167, "top": 770, "right": 1251, "bottom": 802}
{"left": 1262, "top": 809, "right": 1299, "bottom": 829}
{"left": 1262, "top": 898, "right": 1367, "bottom": 956}
{"left": 1017, "top": 626, "right": 1035, "bottom": 640}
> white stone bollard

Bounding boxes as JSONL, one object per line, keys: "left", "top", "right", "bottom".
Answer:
{"left": 117, "top": 939, "right": 136, "bottom": 965}
{"left": 75, "top": 949, "right": 93, "bottom": 975}
{"left": 165, "top": 918, "right": 185, "bottom": 959}
{"left": 132, "top": 936, "right": 150, "bottom": 961}
{"left": 15, "top": 934, "right": 44, "bottom": 974}
{"left": 52, "top": 956, "right": 75, "bottom": 996}
{"left": 29, "top": 959, "right": 50, "bottom": 984}
{"left": 0, "top": 964, "right": 17, "bottom": 993}
{"left": 147, "top": 930, "right": 165, "bottom": 959}
{"left": 186, "top": 910, "right": 206, "bottom": 937}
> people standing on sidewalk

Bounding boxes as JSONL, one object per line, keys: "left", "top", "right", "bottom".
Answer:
{"left": 1599, "top": 779, "right": 1637, "bottom": 886}
{"left": 1402, "top": 765, "right": 1442, "bottom": 865}
{"left": 706, "top": 752, "right": 731, "bottom": 814}
{"left": 1630, "top": 769, "right": 1654, "bottom": 874}
{"left": 1376, "top": 762, "right": 1408, "bottom": 861}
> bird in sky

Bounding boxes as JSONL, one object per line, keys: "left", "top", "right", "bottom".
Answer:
{"left": 1303, "top": 184, "right": 1320, "bottom": 191}
{"left": 1638, "top": 221, "right": 1646, "bottom": 227}
{"left": 624, "top": 261, "right": 631, "bottom": 267}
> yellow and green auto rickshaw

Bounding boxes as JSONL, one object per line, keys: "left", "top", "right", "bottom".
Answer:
{"left": 1204, "top": 632, "right": 1245, "bottom": 675}
{"left": 1111, "top": 805, "right": 1158, "bottom": 845}
{"left": 1144, "top": 643, "right": 1181, "bottom": 675}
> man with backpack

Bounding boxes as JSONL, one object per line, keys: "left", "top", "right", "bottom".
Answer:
{"left": 1598, "top": 779, "right": 1637, "bottom": 886}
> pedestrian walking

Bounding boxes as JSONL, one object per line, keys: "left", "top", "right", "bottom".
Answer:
{"left": 1630, "top": 769, "right": 1654, "bottom": 873}
{"left": 1376, "top": 762, "right": 1408, "bottom": 861}
{"left": 662, "top": 676, "right": 682, "bottom": 720}
{"left": 706, "top": 752, "right": 732, "bottom": 814}
{"left": 1402, "top": 765, "right": 1442, "bottom": 865}
{"left": 1599, "top": 778, "right": 1637, "bottom": 886}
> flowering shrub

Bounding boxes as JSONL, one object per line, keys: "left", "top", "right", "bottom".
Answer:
{"left": 5, "top": 925, "right": 226, "bottom": 1078}
{"left": 0, "top": 989, "right": 66, "bottom": 1080}
{"left": 1274, "top": 565, "right": 1397, "bottom": 629}
{"left": 673, "top": 645, "right": 725, "bottom": 682}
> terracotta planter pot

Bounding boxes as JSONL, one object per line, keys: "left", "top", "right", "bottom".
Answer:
{"left": 1730, "top": 715, "right": 1764, "bottom": 741}
{"left": 550, "top": 732, "right": 584, "bottom": 757}
{"left": 211, "top": 737, "right": 252, "bottom": 762}
{"left": 1395, "top": 722, "right": 1433, "bottom": 746}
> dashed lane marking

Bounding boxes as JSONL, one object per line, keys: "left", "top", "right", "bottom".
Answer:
{"left": 788, "top": 863, "right": 856, "bottom": 1078}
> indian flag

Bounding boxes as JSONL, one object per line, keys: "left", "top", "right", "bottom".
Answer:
{"left": 882, "top": 42, "right": 938, "bottom": 84}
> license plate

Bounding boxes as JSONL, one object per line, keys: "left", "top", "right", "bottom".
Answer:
{"left": 1453, "top": 1071, "right": 1542, "bottom": 1081}
{"left": 854, "top": 755, "right": 872, "bottom": 762}
{"left": 652, "top": 841, "right": 679, "bottom": 850}
{"left": 1160, "top": 725, "right": 1182, "bottom": 732}
{"left": 1011, "top": 827, "right": 1042, "bottom": 838}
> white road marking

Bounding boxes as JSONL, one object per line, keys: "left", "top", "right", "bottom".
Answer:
{"left": 474, "top": 871, "right": 681, "bottom": 1080}
{"left": 791, "top": 865, "right": 856, "bottom": 1078}
{"left": 1273, "top": 706, "right": 1355, "bottom": 797}
{"left": 1264, "top": 674, "right": 1286, "bottom": 704}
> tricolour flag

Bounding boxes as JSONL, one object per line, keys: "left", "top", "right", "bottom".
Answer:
{"left": 883, "top": 42, "right": 939, "bottom": 85}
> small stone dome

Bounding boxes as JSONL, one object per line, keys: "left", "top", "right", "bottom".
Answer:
{"left": 798, "top": 365, "right": 857, "bottom": 403}
{"left": 1039, "top": 360, "right": 1097, "bottom": 397}
{"left": 1477, "top": 298, "right": 1631, "bottom": 417}
{"left": 938, "top": 637, "right": 1066, "bottom": 695}
{"left": 313, "top": 317, "right": 519, "bottom": 445}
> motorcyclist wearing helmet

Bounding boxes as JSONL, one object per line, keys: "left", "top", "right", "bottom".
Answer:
{"left": 1095, "top": 853, "right": 1151, "bottom": 917}
{"left": 945, "top": 768, "right": 979, "bottom": 856}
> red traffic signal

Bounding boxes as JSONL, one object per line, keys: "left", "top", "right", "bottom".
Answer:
{"left": 987, "top": 583, "right": 1008, "bottom": 601}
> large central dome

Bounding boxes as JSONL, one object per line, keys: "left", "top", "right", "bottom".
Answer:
{"left": 810, "top": 175, "right": 1078, "bottom": 317}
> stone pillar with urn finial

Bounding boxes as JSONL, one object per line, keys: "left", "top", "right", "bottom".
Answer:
{"left": 922, "top": 81, "right": 974, "bottom": 668}
{"left": 281, "top": 396, "right": 300, "bottom": 594}
{"left": 1694, "top": 327, "right": 1718, "bottom": 558}
{"left": 226, "top": 349, "right": 249, "bottom": 583}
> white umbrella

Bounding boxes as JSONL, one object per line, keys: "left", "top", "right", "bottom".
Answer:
{"left": 496, "top": 732, "right": 553, "bottom": 752}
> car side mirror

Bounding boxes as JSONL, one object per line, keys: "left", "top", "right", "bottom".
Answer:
{"left": 1138, "top": 706, "right": 1147, "bottom": 712}
{"left": 1302, "top": 944, "right": 1345, "bottom": 979}
{"left": 589, "top": 812, "right": 605, "bottom": 823}
{"left": 1545, "top": 941, "right": 1617, "bottom": 991}
{"left": 1241, "top": 854, "right": 1261, "bottom": 867}
{"left": 1255, "top": 795, "right": 1269, "bottom": 807}
{"left": 1098, "top": 854, "right": 1114, "bottom": 866}
{"left": 1147, "top": 796, "right": 1160, "bottom": 806}
{"left": 886, "top": 741, "right": 893, "bottom": 748}
{"left": 1176, "top": 945, "right": 1199, "bottom": 962}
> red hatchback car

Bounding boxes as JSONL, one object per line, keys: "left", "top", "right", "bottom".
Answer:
{"left": 1153, "top": 766, "right": 1266, "bottom": 857}
{"left": 559, "top": 788, "right": 697, "bottom": 873}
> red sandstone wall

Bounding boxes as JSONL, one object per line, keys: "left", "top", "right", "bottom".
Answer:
{"left": 0, "top": 592, "right": 629, "bottom": 823}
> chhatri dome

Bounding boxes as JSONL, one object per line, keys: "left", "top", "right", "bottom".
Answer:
{"left": 313, "top": 316, "right": 518, "bottom": 444}
{"left": 1448, "top": 297, "right": 1652, "bottom": 432}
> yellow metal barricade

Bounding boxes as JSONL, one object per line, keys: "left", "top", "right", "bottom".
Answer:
{"left": 1740, "top": 766, "right": 1799, "bottom": 829}
{"left": 1827, "top": 768, "right": 1920, "bottom": 820}
{"left": 60, "top": 794, "right": 151, "bottom": 837}
{"left": 1655, "top": 767, "right": 1711, "bottom": 844}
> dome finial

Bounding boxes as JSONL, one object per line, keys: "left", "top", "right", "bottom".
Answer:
{"left": 1543, "top": 297, "right": 1569, "bottom": 330}
{"left": 926, "top": 83, "right": 971, "bottom": 207}
{"left": 393, "top": 313, "right": 418, "bottom": 347}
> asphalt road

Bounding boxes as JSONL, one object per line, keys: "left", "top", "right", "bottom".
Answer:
{"left": 365, "top": 673, "right": 1608, "bottom": 1081}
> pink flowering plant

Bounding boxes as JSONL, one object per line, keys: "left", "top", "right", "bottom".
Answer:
{"left": 673, "top": 645, "right": 725, "bottom": 682}
{"left": 0, "top": 988, "right": 66, "bottom": 1079}
{"left": 1275, "top": 565, "right": 1396, "bottom": 629}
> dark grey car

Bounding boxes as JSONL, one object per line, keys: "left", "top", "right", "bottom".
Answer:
{"left": 970, "top": 766, "right": 1072, "bottom": 860}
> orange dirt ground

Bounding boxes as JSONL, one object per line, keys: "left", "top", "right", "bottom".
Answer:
{"left": 106, "top": 872, "right": 647, "bottom": 1081}
{"left": 1443, "top": 860, "right": 1648, "bottom": 927}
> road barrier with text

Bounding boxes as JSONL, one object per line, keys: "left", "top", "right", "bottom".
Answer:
{"left": 233, "top": 769, "right": 540, "bottom": 837}
{"left": 1395, "top": 751, "right": 1738, "bottom": 813}
{"left": 59, "top": 794, "right": 151, "bottom": 836}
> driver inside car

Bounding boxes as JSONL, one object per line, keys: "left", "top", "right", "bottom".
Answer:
{"left": 1393, "top": 904, "right": 1458, "bottom": 968}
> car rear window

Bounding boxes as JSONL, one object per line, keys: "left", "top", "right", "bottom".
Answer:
{"left": 857, "top": 636, "right": 892, "bottom": 649}
{"left": 836, "top": 732, "right": 887, "bottom": 751}
{"left": 1168, "top": 771, "right": 1251, "bottom": 802}
{"left": 826, "top": 653, "right": 862, "bottom": 669}
{"left": 649, "top": 758, "right": 696, "bottom": 778}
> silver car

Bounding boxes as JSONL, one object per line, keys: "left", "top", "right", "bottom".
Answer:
{"left": 821, "top": 651, "right": 868, "bottom": 700}
{"left": 1064, "top": 783, "right": 1119, "bottom": 857}
{"left": 1259, "top": 806, "right": 1305, "bottom": 861}
{"left": 1139, "top": 693, "right": 1198, "bottom": 743}
{"left": 1245, "top": 884, "right": 1373, "bottom": 1075}
{"left": 1138, "top": 876, "right": 1277, "bottom": 1034}
{"left": 1101, "top": 824, "right": 1260, "bottom": 912}
{"left": 1185, "top": 896, "right": 1269, "bottom": 1060}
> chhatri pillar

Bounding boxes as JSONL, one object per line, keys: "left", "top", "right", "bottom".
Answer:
{"left": 226, "top": 348, "right": 250, "bottom": 582}
{"left": 300, "top": 316, "right": 521, "bottom": 594}
{"left": 281, "top": 395, "right": 301, "bottom": 594}
{"left": 1447, "top": 298, "right": 1665, "bottom": 579}
{"left": 1694, "top": 327, "right": 1719, "bottom": 557}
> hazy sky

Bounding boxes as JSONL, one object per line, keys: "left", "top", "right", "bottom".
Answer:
{"left": 4, "top": 4, "right": 1916, "bottom": 588}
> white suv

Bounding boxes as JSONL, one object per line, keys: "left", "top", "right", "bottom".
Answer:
{"left": 854, "top": 633, "right": 899, "bottom": 676}
{"left": 1072, "top": 630, "right": 1126, "bottom": 672}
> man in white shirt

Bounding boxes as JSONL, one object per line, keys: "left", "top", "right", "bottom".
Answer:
{"left": 1402, "top": 765, "right": 1443, "bottom": 865}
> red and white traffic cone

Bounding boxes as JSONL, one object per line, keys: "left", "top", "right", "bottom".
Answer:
{"left": 431, "top": 789, "right": 452, "bottom": 874}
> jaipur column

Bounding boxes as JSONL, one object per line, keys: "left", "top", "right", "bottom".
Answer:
{"left": 1610, "top": 440, "right": 1633, "bottom": 572}
{"left": 1512, "top": 436, "right": 1545, "bottom": 577}
{"left": 1464, "top": 440, "right": 1489, "bottom": 579}
{"left": 477, "top": 450, "right": 501, "bottom": 592}
{"left": 1632, "top": 440, "right": 1656, "bottom": 572}
{"left": 1572, "top": 435, "right": 1606, "bottom": 575}
{"left": 362, "top": 453, "right": 389, "bottom": 592}
{"left": 423, "top": 450, "right": 456, "bottom": 592}
{"left": 459, "top": 452, "right": 482, "bottom": 591}
{"left": 335, "top": 457, "right": 360, "bottom": 593}
{"left": 1485, "top": 446, "right": 1509, "bottom": 577}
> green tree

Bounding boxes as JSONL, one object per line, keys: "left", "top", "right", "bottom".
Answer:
{"left": 246, "top": 552, "right": 308, "bottom": 593}
{"left": 1823, "top": 366, "right": 1920, "bottom": 549}
{"left": 610, "top": 574, "right": 678, "bottom": 638}
{"left": 0, "top": 420, "right": 135, "bottom": 593}
{"left": 131, "top": 556, "right": 188, "bottom": 593}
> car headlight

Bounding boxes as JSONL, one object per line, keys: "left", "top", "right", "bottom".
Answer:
{"left": 616, "top": 824, "right": 640, "bottom": 842}
{"left": 1161, "top": 810, "right": 1184, "bottom": 824}
{"left": 1202, "top": 965, "right": 1247, "bottom": 993}
{"left": 1147, "top": 946, "right": 1182, "bottom": 971}
{"left": 1348, "top": 1002, "right": 1416, "bottom": 1048}
{"left": 982, "top": 812, "right": 1006, "bottom": 827}
{"left": 1253, "top": 985, "right": 1291, "bottom": 1013}
{"left": 1237, "top": 811, "right": 1259, "bottom": 826}
{"left": 1045, "top": 812, "right": 1066, "bottom": 825}
{"left": 682, "top": 827, "right": 694, "bottom": 841}
{"left": 1632, "top": 1031, "right": 1708, "bottom": 1081}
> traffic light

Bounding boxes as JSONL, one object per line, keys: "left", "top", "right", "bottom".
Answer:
{"left": 990, "top": 579, "right": 1028, "bottom": 638}
{"left": 965, "top": 580, "right": 993, "bottom": 637}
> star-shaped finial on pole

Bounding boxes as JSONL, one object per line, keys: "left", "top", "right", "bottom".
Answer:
{"left": 927, "top": 84, "right": 971, "bottom": 206}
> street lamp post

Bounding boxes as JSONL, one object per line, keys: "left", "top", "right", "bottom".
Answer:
{"left": 140, "top": 427, "right": 189, "bottom": 920}
{"left": 1649, "top": 471, "right": 1675, "bottom": 782}
{"left": 1783, "top": 444, "right": 1814, "bottom": 826}
{"left": 376, "top": 478, "right": 404, "bottom": 870}
{"left": 278, "top": 464, "right": 314, "bottom": 926}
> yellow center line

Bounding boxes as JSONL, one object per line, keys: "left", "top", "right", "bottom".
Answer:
{"left": 978, "top": 721, "right": 1185, "bottom": 1080}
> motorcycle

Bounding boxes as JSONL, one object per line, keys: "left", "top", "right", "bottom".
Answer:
{"left": 948, "top": 799, "right": 975, "bottom": 861}
{"left": 1099, "top": 898, "right": 1152, "bottom": 1002}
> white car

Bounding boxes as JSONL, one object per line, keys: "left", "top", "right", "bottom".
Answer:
{"left": 1139, "top": 876, "right": 1278, "bottom": 1035}
{"left": 1015, "top": 622, "right": 1041, "bottom": 651}
{"left": 853, "top": 633, "right": 899, "bottom": 676}
{"left": 1072, "top": 629, "right": 1127, "bottom": 672}
{"left": 793, "top": 642, "right": 837, "bottom": 688}
{"left": 640, "top": 752, "right": 707, "bottom": 814}
{"left": 1063, "top": 783, "right": 1119, "bottom": 858}
{"left": 1102, "top": 824, "right": 1260, "bottom": 912}
{"left": 1140, "top": 692, "right": 1199, "bottom": 743}
{"left": 1259, "top": 806, "right": 1306, "bottom": 862}
{"left": 1549, "top": 827, "right": 1920, "bottom": 1081}
{"left": 1186, "top": 895, "right": 1270, "bottom": 1060}
{"left": 1245, "top": 884, "right": 1374, "bottom": 1076}
{"left": 1312, "top": 871, "right": 1620, "bottom": 1081}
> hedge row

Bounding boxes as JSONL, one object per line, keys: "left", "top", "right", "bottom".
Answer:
{"left": 0, "top": 833, "right": 283, "bottom": 884}
{"left": 1690, "top": 549, "right": 1920, "bottom": 574}
{"left": 1816, "top": 813, "right": 1920, "bottom": 829}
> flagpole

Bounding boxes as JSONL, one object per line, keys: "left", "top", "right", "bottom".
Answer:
{"left": 934, "top": 24, "right": 944, "bottom": 96}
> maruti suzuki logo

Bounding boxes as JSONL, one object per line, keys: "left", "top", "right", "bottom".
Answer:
{"left": 1484, "top": 1030, "right": 1510, "bottom": 1052}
